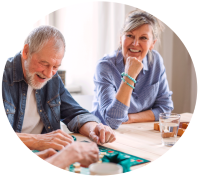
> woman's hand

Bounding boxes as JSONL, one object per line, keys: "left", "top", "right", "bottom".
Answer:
{"left": 124, "top": 56, "right": 143, "bottom": 79}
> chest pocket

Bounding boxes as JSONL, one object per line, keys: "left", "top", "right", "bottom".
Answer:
{"left": 47, "top": 95, "right": 61, "bottom": 122}
{"left": 3, "top": 100, "right": 16, "bottom": 127}
{"left": 138, "top": 81, "right": 159, "bottom": 110}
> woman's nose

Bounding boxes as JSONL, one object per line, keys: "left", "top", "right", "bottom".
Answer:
{"left": 132, "top": 39, "right": 139, "bottom": 46}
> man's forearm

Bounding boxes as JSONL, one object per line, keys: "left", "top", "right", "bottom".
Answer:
{"left": 78, "top": 122, "right": 98, "bottom": 137}
{"left": 16, "top": 133, "right": 38, "bottom": 150}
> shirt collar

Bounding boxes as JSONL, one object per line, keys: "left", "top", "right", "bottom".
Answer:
{"left": 13, "top": 51, "right": 25, "bottom": 82}
{"left": 142, "top": 55, "right": 149, "bottom": 74}
{"left": 116, "top": 50, "right": 149, "bottom": 74}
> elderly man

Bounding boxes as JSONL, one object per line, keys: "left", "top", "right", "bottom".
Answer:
{"left": 3, "top": 25, "right": 116, "bottom": 162}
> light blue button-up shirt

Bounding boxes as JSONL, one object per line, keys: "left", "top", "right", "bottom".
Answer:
{"left": 91, "top": 50, "right": 173, "bottom": 129}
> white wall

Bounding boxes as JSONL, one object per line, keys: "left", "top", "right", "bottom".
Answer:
{"left": 33, "top": 2, "right": 196, "bottom": 114}
{"left": 50, "top": 2, "right": 127, "bottom": 95}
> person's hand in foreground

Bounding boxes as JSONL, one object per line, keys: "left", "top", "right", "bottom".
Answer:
{"left": 17, "top": 129, "right": 74, "bottom": 151}
{"left": 45, "top": 142, "right": 99, "bottom": 169}
{"left": 36, "top": 148, "right": 57, "bottom": 159}
{"left": 79, "top": 122, "right": 116, "bottom": 145}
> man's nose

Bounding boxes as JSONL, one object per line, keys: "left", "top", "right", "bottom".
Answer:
{"left": 44, "top": 67, "right": 55, "bottom": 79}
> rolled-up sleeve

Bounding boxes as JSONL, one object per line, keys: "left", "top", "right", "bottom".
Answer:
{"left": 93, "top": 61, "right": 129, "bottom": 129}
{"left": 59, "top": 78, "right": 100, "bottom": 132}
{"left": 67, "top": 113, "right": 100, "bottom": 133}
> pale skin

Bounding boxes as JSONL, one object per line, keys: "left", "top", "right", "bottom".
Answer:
{"left": 36, "top": 142, "right": 99, "bottom": 169}
{"left": 17, "top": 38, "right": 116, "bottom": 151}
{"left": 116, "top": 24, "right": 157, "bottom": 124}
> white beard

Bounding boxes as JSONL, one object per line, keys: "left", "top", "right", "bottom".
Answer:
{"left": 24, "top": 58, "right": 52, "bottom": 89}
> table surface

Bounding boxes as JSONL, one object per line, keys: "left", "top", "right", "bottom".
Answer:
{"left": 70, "top": 113, "right": 192, "bottom": 170}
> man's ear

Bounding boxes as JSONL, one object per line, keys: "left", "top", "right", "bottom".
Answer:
{"left": 149, "top": 39, "right": 157, "bottom": 50}
{"left": 21, "top": 44, "right": 29, "bottom": 60}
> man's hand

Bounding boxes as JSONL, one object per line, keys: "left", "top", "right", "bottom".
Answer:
{"left": 35, "top": 148, "right": 57, "bottom": 160}
{"left": 89, "top": 123, "right": 116, "bottom": 144}
{"left": 68, "top": 142, "right": 99, "bottom": 167}
{"left": 33, "top": 129, "right": 74, "bottom": 151}
{"left": 17, "top": 130, "right": 74, "bottom": 151}
{"left": 45, "top": 142, "right": 99, "bottom": 169}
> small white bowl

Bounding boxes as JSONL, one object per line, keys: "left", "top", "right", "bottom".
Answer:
{"left": 89, "top": 163, "right": 123, "bottom": 175}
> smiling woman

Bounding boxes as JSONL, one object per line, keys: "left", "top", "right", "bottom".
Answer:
{"left": 91, "top": 9, "right": 173, "bottom": 129}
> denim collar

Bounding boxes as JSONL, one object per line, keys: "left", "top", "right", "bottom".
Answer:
{"left": 13, "top": 51, "right": 25, "bottom": 82}
{"left": 116, "top": 50, "right": 149, "bottom": 74}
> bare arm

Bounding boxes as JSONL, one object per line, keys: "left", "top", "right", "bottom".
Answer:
{"left": 16, "top": 133, "right": 38, "bottom": 150}
{"left": 16, "top": 130, "right": 74, "bottom": 151}
{"left": 116, "top": 56, "right": 143, "bottom": 107}
{"left": 123, "top": 110, "right": 155, "bottom": 124}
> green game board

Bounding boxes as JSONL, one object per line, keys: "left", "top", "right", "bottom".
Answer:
{"left": 68, "top": 140, "right": 150, "bottom": 174}
{"left": 32, "top": 137, "right": 150, "bottom": 174}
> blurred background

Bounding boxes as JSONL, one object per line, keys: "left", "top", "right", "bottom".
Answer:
{"left": 33, "top": 1, "right": 197, "bottom": 114}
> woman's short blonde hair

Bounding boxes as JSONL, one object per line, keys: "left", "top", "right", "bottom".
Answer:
{"left": 118, "top": 9, "right": 164, "bottom": 60}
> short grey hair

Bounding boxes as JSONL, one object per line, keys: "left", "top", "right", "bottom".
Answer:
{"left": 121, "top": 9, "right": 164, "bottom": 44}
{"left": 118, "top": 9, "right": 164, "bottom": 62}
{"left": 24, "top": 25, "right": 65, "bottom": 55}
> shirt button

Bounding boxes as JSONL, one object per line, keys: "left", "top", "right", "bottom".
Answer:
{"left": 23, "top": 93, "right": 26, "bottom": 96}
{"left": 40, "top": 110, "right": 42, "bottom": 112}
{"left": 48, "top": 126, "right": 50, "bottom": 129}
{"left": 59, "top": 101, "right": 61, "bottom": 104}
{"left": 36, "top": 92, "right": 37, "bottom": 94}
{"left": 7, "top": 109, "right": 9, "bottom": 112}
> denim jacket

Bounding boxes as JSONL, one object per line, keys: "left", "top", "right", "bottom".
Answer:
{"left": 2, "top": 52, "right": 100, "bottom": 133}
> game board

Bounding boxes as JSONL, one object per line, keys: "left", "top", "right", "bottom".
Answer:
{"left": 32, "top": 138, "right": 150, "bottom": 174}
{"left": 68, "top": 140, "right": 150, "bottom": 174}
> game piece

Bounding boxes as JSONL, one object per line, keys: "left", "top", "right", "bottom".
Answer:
{"left": 162, "top": 132, "right": 174, "bottom": 138}
{"left": 73, "top": 162, "right": 80, "bottom": 168}
{"left": 98, "top": 160, "right": 102, "bottom": 163}
{"left": 100, "top": 152, "right": 107, "bottom": 155}
{"left": 131, "top": 159, "right": 135, "bottom": 162}
{"left": 136, "top": 160, "right": 143, "bottom": 162}
{"left": 99, "top": 154, "right": 104, "bottom": 159}
{"left": 74, "top": 168, "right": 81, "bottom": 173}
{"left": 124, "top": 155, "right": 130, "bottom": 158}
{"left": 154, "top": 123, "right": 160, "bottom": 131}
{"left": 182, "top": 123, "right": 188, "bottom": 129}
{"left": 108, "top": 151, "right": 114, "bottom": 153}
{"left": 177, "top": 128, "right": 185, "bottom": 136}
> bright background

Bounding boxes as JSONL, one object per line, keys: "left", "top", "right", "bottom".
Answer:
{"left": 0, "top": 0, "right": 199, "bottom": 178}
{"left": 32, "top": 2, "right": 196, "bottom": 114}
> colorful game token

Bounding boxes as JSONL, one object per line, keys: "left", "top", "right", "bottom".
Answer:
{"left": 74, "top": 168, "right": 81, "bottom": 173}
{"left": 131, "top": 159, "right": 135, "bottom": 162}
{"left": 101, "top": 152, "right": 107, "bottom": 155}
{"left": 73, "top": 162, "right": 80, "bottom": 168}
{"left": 108, "top": 151, "right": 114, "bottom": 153}
{"left": 99, "top": 154, "right": 104, "bottom": 159}
{"left": 136, "top": 160, "right": 143, "bottom": 162}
